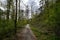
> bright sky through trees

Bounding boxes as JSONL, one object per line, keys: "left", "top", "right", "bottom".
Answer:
{"left": 0, "top": 0, "right": 40, "bottom": 11}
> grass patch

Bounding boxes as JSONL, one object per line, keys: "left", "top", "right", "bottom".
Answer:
{"left": 31, "top": 26, "right": 56, "bottom": 40}
{"left": 31, "top": 27, "right": 41, "bottom": 40}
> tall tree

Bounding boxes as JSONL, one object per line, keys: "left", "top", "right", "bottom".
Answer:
{"left": 7, "top": 0, "right": 13, "bottom": 20}
{"left": 15, "top": 0, "right": 18, "bottom": 39}
{"left": 7, "top": 0, "right": 10, "bottom": 20}
{"left": 26, "top": 5, "right": 29, "bottom": 19}
{"left": 19, "top": 0, "right": 20, "bottom": 20}
{"left": 11, "top": 0, "right": 15, "bottom": 20}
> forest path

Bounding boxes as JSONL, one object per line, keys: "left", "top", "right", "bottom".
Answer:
{"left": 16, "top": 24, "right": 37, "bottom": 40}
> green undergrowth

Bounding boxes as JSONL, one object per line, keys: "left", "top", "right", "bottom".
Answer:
{"left": 0, "top": 19, "right": 27, "bottom": 40}
{"left": 31, "top": 26, "right": 56, "bottom": 40}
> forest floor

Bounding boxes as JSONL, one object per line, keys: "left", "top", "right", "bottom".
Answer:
{"left": 14, "top": 24, "right": 37, "bottom": 40}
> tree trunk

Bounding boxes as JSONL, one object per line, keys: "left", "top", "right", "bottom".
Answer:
{"left": 19, "top": 0, "right": 20, "bottom": 20}
{"left": 7, "top": 0, "right": 10, "bottom": 20}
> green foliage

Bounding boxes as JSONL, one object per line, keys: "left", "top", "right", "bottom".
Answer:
{"left": 0, "top": 20, "right": 15, "bottom": 40}
{"left": 17, "top": 19, "right": 27, "bottom": 29}
{"left": 30, "top": 0, "right": 60, "bottom": 40}
{"left": 0, "top": 19, "right": 27, "bottom": 40}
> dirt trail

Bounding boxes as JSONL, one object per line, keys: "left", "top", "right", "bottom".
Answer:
{"left": 16, "top": 24, "right": 37, "bottom": 40}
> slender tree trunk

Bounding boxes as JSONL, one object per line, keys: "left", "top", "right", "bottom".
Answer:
{"left": 15, "top": 0, "right": 18, "bottom": 40}
{"left": 12, "top": 1, "right": 15, "bottom": 20}
{"left": 7, "top": 0, "right": 10, "bottom": 20}
{"left": 19, "top": 0, "right": 20, "bottom": 20}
